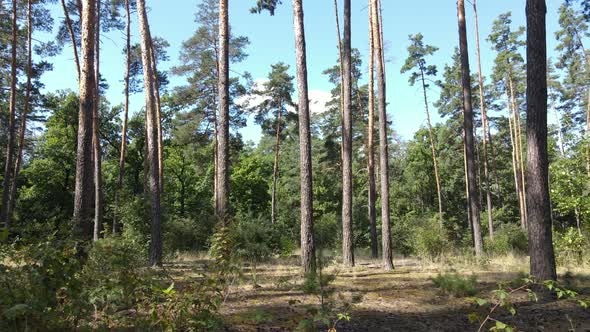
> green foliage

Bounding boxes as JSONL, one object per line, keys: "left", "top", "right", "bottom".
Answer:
{"left": 553, "top": 227, "right": 589, "bottom": 265}
{"left": 431, "top": 273, "right": 478, "bottom": 297}
{"left": 414, "top": 217, "right": 451, "bottom": 260}
{"left": 485, "top": 223, "right": 528, "bottom": 256}
{"left": 164, "top": 215, "right": 216, "bottom": 253}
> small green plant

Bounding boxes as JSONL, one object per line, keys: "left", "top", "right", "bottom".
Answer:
{"left": 485, "top": 223, "right": 528, "bottom": 256}
{"left": 471, "top": 277, "right": 589, "bottom": 331}
{"left": 553, "top": 228, "right": 588, "bottom": 265}
{"left": 431, "top": 273, "right": 478, "bottom": 297}
{"left": 415, "top": 218, "right": 450, "bottom": 260}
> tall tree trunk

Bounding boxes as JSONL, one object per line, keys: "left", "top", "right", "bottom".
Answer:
{"left": 367, "top": 4, "right": 378, "bottom": 259}
{"left": 216, "top": 0, "right": 230, "bottom": 222}
{"left": 370, "top": 0, "right": 393, "bottom": 270}
{"left": 61, "top": 0, "right": 81, "bottom": 78}
{"left": 293, "top": 0, "right": 317, "bottom": 275}
{"left": 463, "top": 132, "right": 475, "bottom": 246}
{"left": 114, "top": 0, "right": 132, "bottom": 234}
{"left": 271, "top": 104, "right": 282, "bottom": 224}
{"left": 137, "top": 0, "right": 162, "bottom": 266}
{"left": 487, "top": 119, "right": 503, "bottom": 206}
{"left": 147, "top": 32, "right": 164, "bottom": 193}
{"left": 0, "top": 0, "right": 17, "bottom": 230}
{"left": 473, "top": 0, "right": 494, "bottom": 239}
{"left": 6, "top": 0, "right": 33, "bottom": 223}
{"left": 93, "top": 0, "right": 103, "bottom": 241}
{"left": 340, "top": 0, "right": 354, "bottom": 267}
{"left": 508, "top": 76, "right": 528, "bottom": 228}
{"left": 525, "top": 0, "right": 556, "bottom": 281}
{"left": 508, "top": 100, "right": 527, "bottom": 230}
{"left": 420, "top": 70, "right": 443, "bottom": 226}
{"left": 457, "top": 0, "right": 483, "bottom": 257}
{"left": 73, "top": 0, "right": 97, "bottom": 240}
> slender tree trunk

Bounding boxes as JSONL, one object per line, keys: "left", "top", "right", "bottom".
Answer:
{"left": 73, "top": 0, "right": 97, "bottom": 240}
{"left": 525, "top": 0, "right": 556, "bottom": 281}
{"left": 488, "top": 120, "right": 503, "bottom": 206}
{"left": 213, "top": 111, "right": 218, "bottom": 211}
{"left": 508, "top": 101, "right": 526, "bottom": 230}
{"left": 420, "top": 70, "right": 443, "bottom": 226}
{"left": 370, "top": 0, "right": 393, "bottom": 270}
{"left": 7, "top": 0, "right": 33, "bottom": 222}
{"left": 508, "top": 76, "right": 528, "bottom": 228}
{"left": 367, "top": 4, "right": 378, "bottom": 259}
{"left": 340, "top": 0, "right": 354, "bottom": 267}
{"left": 271, "top": 104, "right": 282, "bottom": 224}
{"left": 457, "top": 0, "right": 483, "bottom": 257}
{"left": 216, "top": 0, "right": 230, "bottom": 222}
{"left": 463, "top": 132, "right": 475, "bottom": 246}
{"left": 473, "top": 0, "right": 494, "bottom": 239}
{"left": 114, "top": 0, "right": 131, "bottom": 234}
{"left": 137, "top": 0, "right": 162, "bottom": 266}
{"left": 93, "top": 0, "right": 103, "bottom": 241}
{"left": 61, "top": 0, "right": 81, "bottom": 79}
{"left": 0, "top": 0, "right": 17, "bottom": 230}
{"left": 293, "top": 0, "right": 317, "bottom": 275}
{"left": 147, "top": 33, "right": 164, "bottom": 193}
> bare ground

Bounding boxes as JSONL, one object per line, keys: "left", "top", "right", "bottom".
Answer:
{"left": 166, "top": 254, "right": 590, "bottom": 332}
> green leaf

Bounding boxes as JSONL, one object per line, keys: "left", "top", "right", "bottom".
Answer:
{"left": 475, "top": 298, "right": 488, "bottom": 306}
{"left": 495, "top": 320, "right": 508, "bottom": 329}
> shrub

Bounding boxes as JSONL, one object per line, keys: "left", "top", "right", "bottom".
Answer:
{"left": 485, "top": 223, "right": 528, "bottom": 256}
{"left": 414, "top": 217, "right": 450, "bottom": 260}
{"left": 164, "top": 215, "right": 216, "bottom": 253}
{"left": 431, "top": 273, "right": 478, "bottom": 297}
{"left": 554, "top": 228, "right": 588, "bottom": 265}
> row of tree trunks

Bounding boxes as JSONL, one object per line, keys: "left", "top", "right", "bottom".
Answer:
{"left": 137, "top": 0, "right": 162, "bottom": 266}
{"left": 457, "top": 0, "right": 483, "bottom": 257}
{"left": 292, "top": 0, "right": 317, "bottom": 275}
{"left": 472, "top": 0, "right": 494, "bottom": 239}
{"left": 370, "top": 0, "right": 394, "bottom": 270}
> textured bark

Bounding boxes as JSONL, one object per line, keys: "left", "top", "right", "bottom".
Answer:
{"left": 73, "top": 0, "right": 97, "bottom": 240}
{"left": 61, "top": 0, "right": 81, "bottom": 78}
{"left": 137, "top": 0, "right": 162, "bottom": 266}
{"left": 292, "top": 0, "right": 317, "bottom": 275}
{"left": 473, "top": 0, "right": 494, "bottom": 239}
{"left": 525, "top": 0, "right": 556, "bottom": 281}
{"left": 420, "top": 69, "right": 443, "bottom": 226}
{"left": 93, "top": 0, "right": 103, "bottom": 241}
{"left": 114, "top": 0, "right": 132, "bottom": 234}
{"left": 341, "top": 0, "right": 354, "bottom": 267}
{"left": 463, "top": 132, "right": 475, "bottom": 246}
{"left": 457, "top": 0, "right": 483, "bottom": 257}
{"left": 0, "top": 0, "right": 17, "bottom": 230}
{"left": 367, "top": 4, "right": 378, "bottom": 259}
{"left": 271, "top": 104, "right": 282, "bottom": 224}
{"left": 6, "top": 0, "right": 33, "bottom": 223}
{"left": 370, "top": 0, "right": 393, "bottom": 270}
{"left": 216, "top": 0, "right": 230, "bottom": 222}
{"left": 147, "top": 32, "right": 164, "bottom": 193}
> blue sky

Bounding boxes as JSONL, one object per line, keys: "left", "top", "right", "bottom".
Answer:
{"left": 38, "top": 0, "right": 567, "bottom": 142}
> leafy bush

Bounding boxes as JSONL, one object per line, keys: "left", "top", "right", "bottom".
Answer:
{"left": 553, "top": 228, "right": 588, "bottom": 265}
{"left": 414, "top": 217, "right": 450, "bottom": 260}
{"left": 164, "top": 215, "right": 216, "bottom": 253}
{"left": 485, "top": 223, "right": 528, "bottom": 256}
{"left": 431, "top": 273, "right": 478, "bottom": 297}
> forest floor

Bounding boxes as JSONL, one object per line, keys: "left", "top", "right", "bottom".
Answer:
{"left": 166, "top": 253, "right": 590, "bottom": 332}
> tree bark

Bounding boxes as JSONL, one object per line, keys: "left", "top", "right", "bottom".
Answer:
{"left": 147, "top": 31, "right": 164, "bottom": 193}
{"left": 420, "top": 69, "right": 443, "bottom": 226}
{"left": 367, "top": 3, "right": 378, "bottom": 259}
{"left": 457, "top": 0, "right": 483, "bottom": 257}
{"left": 525, "top": 0, "right": 556, "bottom": 281}
{"left": 6, "top": 0, "right": 33, "bottom": 223}
{"left": 0, "top": 0, "right": 17, "bottom": 230}
{"left": 508, "top": 98, "right": 526, "bottom": 230}
{"left": 340, "top": 0, "right": 354, "bottom": 267}
{"left": 114, "top": 0, "right": 132, "bottom": 234}
{"left": 370, "top": 0, "right": 393, "bottom": 270}
{"left": 271, "top": 103, "right": 282, "bottom": 225}
{"left": 137, "top": 0, "right": 162, "bottom": 266}
{"left": 216, "top": 0, "right": 230, "bottom": 222}
{"left": 93, "top": 0, "right": 103, "bottom": 241}
{"left": 292, "top": 0, "right": 317, "bottom": 276}
{"left": 473, "top": 0, "right": 494, "bottom": 239}
{"left": 73, "top": 0, "right": 97, "bottom": 241}
{"left": 508, "top": 76, "right": 527, "bottom": 229}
